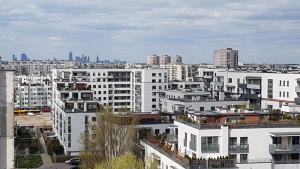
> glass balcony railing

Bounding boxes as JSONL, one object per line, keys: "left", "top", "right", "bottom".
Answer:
{"left": 269, "top": 144, "right": 300, "bottom": 154}
{"left": 229, "top": 144, "right": 249, "bottom": 153}
{"left": 201, "top": 144, "right": 219, "bottom": 153}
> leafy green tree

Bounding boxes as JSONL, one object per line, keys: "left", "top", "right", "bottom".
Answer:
{"left": 96, "top": 152, "right": 144, "bottom": 169}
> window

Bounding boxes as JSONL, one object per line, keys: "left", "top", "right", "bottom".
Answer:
{"left": 200, "top": 107, "right": 204, "bottom": 111}
{"left": 240, "top": 137, "right": 248, "bottom": 149}
{"left": 283, "top": 81, "right": 285, "bottom": 86}
{"left": 292, "top": 137, "right": 299, "bottom": 145}
{"left": 152, "top": 73, "right": 156, "bottom": 77}
{"left": 152, "top": 79, "right": 156, "bottom": 83}
{"left": 152, "top": 105, "right": 156, "bottom": 108}
{"left": 229, "top": 137, "right": 237, "bottom": 149}
{"left": 93, "top": 85, "right": 96, "bottom": 88}
{"left": 190, "top": 134, "right": 197, "bottom": 151}
{"left": 240, "top": 154, "right": 248, "bottom": 163}
{"left": 92, "top": 117, "right": 96, "bottom": 122}
{"left": 279, "top": 80, "right": 282, "bottom": 86}
{"left": 287, "top": 92, "right": 289, "bottom": 98}
{"left": 98, "top": 85, "right": 101, "bottom": 88}
{"left": 228, "top": 78, "right": 232, "bottom": 83}
{"left": 155, "top": 129, "right": 159, "bottom": 136}
{"left": 279, "top": 91, "right": 281, "bottom": 97}
{"left": 184, "top": 133, "right": 187, "bottom": 147}
{"left": 152, "top": 98, "right": 156, "bottom": 102}
{"left": 98, "top": 91, "right": 101, "bottom": 94}
{"left": 152, "top": 86, "right": 156, "bottom": 89}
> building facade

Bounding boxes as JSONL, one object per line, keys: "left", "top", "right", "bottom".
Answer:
{"left": 0, "top": 69, "right": 14, "bottom": 169}
{"left": 213, "top": 48, "right": 239, "bottom": 68}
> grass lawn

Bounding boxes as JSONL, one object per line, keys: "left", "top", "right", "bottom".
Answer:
{"left": 16, "top": 155, "right": 43, "bottom": 168}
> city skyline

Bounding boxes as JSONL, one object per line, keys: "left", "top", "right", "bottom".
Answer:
{"left": 0, "top": 0, "right": 300, "bottom": 63}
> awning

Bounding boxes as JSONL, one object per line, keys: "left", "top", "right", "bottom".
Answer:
{"left": 270, "top": 132, "right": 300, "bottom": 137}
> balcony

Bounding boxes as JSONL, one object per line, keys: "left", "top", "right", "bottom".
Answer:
{"left": 240, "top": 93, "right": 259, "bottom": 99}
{"left": 247, "top": 84, "right": 261, "bottom": 90}
{"left": 295, "top": 86, "right": 300, "bottom": 93}
{"left": 229, "top": 144, "right": 249, "bottom": 153}
{"left": 295, "top": 98, "right": 300, "bottom": 105}
{"left": 269, "top": 144, "right": 300, "bottom": 154}
{"left": 201, "top": 144, "right": 219, "bottom": 153}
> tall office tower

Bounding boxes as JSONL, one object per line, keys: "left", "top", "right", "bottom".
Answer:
{"left": 147, "top": 55, "right": 160, "bottom": 65}
{"left": 69, "top": 52, "right": 73, "bottom": 61}
{"left": 12, "top": 54, "right": 17, "bottom": 61}
{"left": 0, "top": 69, "right": 14, "bottom": 169}
{"left": 20, "top": 53, "right": 29, "bottom": 61}
{"left": 213, "top": 48, "right": 238, "bottom": 68}
{"left": 159, "top": 55, "right": 171, "bottom": 65}
{"left": 172, "top": 55, "right": 183, "bottom": 64}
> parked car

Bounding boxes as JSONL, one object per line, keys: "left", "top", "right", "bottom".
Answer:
{"left": 65, "top": 158, "right": 80, "bottom": 165}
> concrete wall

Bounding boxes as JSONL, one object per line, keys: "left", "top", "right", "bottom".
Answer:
{"left": 0, "top": 70, "right": 15, "bottom": 169}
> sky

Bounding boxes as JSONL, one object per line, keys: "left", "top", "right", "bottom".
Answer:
{"left": 0, "top": 0, "right": 300, "bottom": 64}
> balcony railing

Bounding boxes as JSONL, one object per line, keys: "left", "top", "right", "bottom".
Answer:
{"left": 229, "top": 144, "right": 249, "bottom": 153}
{"left": 269, "top": 144, "right": 300, "bottom": 154}
{"left": 167, "top": 134, "right": 178, "bottom": 143}
{"left": 201, "top": 144, "right": 219, "bottom": 153}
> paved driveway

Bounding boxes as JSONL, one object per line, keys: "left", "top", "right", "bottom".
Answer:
{"left": 38, "top": 163, "right": 69, "bottom": 169}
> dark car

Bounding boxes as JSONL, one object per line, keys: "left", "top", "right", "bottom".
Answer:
{"left": 65, "top": 158, "right": 81, "bottom": 165}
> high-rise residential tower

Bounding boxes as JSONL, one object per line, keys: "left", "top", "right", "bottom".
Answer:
{"left": 213, "top": 48, "right": 238, "bottom": 68}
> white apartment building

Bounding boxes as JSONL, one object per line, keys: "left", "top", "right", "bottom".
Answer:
{"left": 213, "top": 48, "right": 239, "bottom": 68}
{"left": 142, "top": 116, "right": 300, "bottom": 169}
{"left": 160, "top": 64, "right": 198, "bottom": 82}
{"left": 52, "top": 71, "right": 99, "bottom": 155}
{"left": 7, "top": 60, "right": 76, "bottom": 76}
{"left": 199, "top": 68, "right": 300, "bottom": 111}
{"left": 0, "top": 69, "right": 14, "bottom": 169}
{"left": 52, "top": 67, "right": 168, "bottom": 155}
{"left": 147, "top": 55, "right": 183, "bottom": 65}
{"left": 14, "top": 75, "right": 52, "bottom": 110}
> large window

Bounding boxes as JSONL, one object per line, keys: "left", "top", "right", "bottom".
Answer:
{"left": 201, "top": 136, "right": 219, "bottom": 153}
{"left": 190, "top": 134, "right": 197, "bottom": 151}
{"left": 229, "top": 137, "right": 237, "bottom": 149}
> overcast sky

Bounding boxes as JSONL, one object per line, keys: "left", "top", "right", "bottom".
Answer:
{"left": 1, "top": 0, "right": 300, "bottom": 64}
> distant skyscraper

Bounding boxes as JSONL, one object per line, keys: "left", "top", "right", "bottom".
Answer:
{"left": 20, "top": 53, "right": 28, "bottom": 61}
{"left": 96, "top": 54, "right": 100, "bottom": 63}
{"left": 213, "top": 48, "right": 238, "bottom": 68}
{"left": 160, "top": 55, "right": 171, "bottom": 65}
{"left": 69, "top": 52, "right": 73, "bottom": 61}
{"left": 172, "top": 55, "right": 183, "bottom": 64}
{"left": 12, "top": 54, "right": 17, "bottom": 61}
{"left": 147, "top": 55, "right": 160, "bottom": 65}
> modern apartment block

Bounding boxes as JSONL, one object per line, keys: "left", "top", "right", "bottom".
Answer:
{"left": 199, "top": 68, "right": 300, "bottom": 111}
{"left": 52, "top": 67, "right": 169, "bottom": 155}
{"left": 14, "top": 75, "right": 52, "bottom": 110}
{"left": 213, "top": 48, "right": 239, "bottom": 68}
{"left": 142, "top": 111, "right": 300, "bottom": 169}
{"left": 6, "top": 60, "right": 76, "bottom": 76}
{"left": 52, "top": 71, "right": 99, "bottom": 155}
{"left": 160, "top": 64, "right": 199, "bottom": 82}
{"left": 161, "top": 80, "right": 249, "bottom": 114}
{"left": 0, "top": 69, "right": 15, "bottom": 169}
{"left": 147, "top": 55, "right": 183, "bottom": 65}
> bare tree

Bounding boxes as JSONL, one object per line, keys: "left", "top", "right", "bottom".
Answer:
{"left": 80, "top": 107, "right": 137, "bottom": 169}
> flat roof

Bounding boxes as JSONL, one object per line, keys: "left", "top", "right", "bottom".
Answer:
{"left": 270, "top": 132, "right": 300, "bottom": 137}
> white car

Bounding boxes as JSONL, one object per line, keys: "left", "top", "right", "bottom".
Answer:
{"left": 27, "top": 112, "right": 36, "bottom": 116}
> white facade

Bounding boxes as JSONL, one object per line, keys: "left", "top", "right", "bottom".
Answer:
{"left": 0, "top": 70, "right": 14, "bottom": 169}
{"left": 199, "top": 68, "right": 300, "bottom": 111}
{"left": 160, "top": 64, "right": 198, "bottom": 82}
{"left": 14, "top": 75, "right": 52, "bottom": 110}
{"left": 142, "top": 119, "right": 300, "bottom": 169}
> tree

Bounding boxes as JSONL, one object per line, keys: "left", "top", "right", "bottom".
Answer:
{"left": 80, "top": 107, "right": 137, "bottom": 169}
{"left": 95, "top": 152, "right": 144, "bottom": 169}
